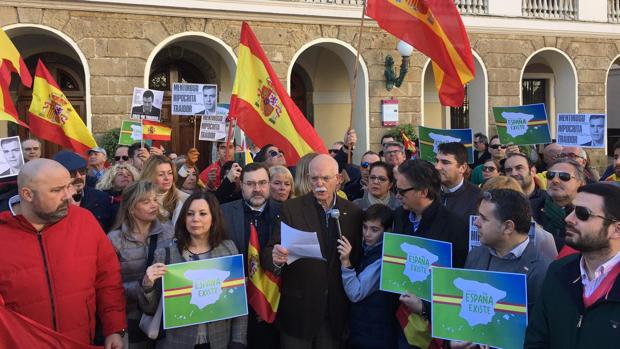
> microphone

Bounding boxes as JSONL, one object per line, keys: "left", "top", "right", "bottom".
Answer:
{"left": 329, "top": 209, "right": 343, "bottom": 239}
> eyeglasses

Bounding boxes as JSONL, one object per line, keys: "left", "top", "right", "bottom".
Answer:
{"left": 360, "top": 161, "right": 370, "bottom": 169}
{"left": 369, "top": 175, "right": 388, "bottom": 183}
{"left": 545, "top": 171, "right": 575, "bottom": 182}
{"left": 69, "top": 168, "right": 87, "bottom": 177}
{"left": 114, "top": 155, "right": 129, "bottom": 161}
{"left": 482, "top": 166, "right": 497, "bottom": 173}
{"left": 557, "top": 152, "right": 585, "bottom": 160}
{"left": 489, "top": 144, "right": 507, "bottom": 150}
{"left": 384, "top": 149, "right": 403, "bottom": 156}
{"left": 574, "top": 206, "right": 617, "bottom": 223}
{"left": 328, "top": 149, "right": 339, "bottom": 154}
{"left": 395, "top": 186, "right": 416, "bottom": 196}
{"left": 243, "top": 180, "right": 269, "bottom": 188}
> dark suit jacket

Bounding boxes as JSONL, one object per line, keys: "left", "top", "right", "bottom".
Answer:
{"left": 221, "top": 199, "right": 281, "bottom": 257}
{"left": 131, "top": 105, "right": 161, "bottom": 117}
{"left": 262, "top": 193, "right": 362, "bottom": 340}
{"left": 81, "top": 186, "right": 116, "bottom": 233}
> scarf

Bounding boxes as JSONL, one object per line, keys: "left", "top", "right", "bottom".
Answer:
{"left": 543, "top": 196, "right": 568, "bottom": 239}
{"left": 367, "top": 191, "right": 392, "bottom": 206}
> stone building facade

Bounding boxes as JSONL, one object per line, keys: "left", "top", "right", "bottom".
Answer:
{"left": 1, "top": 0, "right": 619, "bottom": 168}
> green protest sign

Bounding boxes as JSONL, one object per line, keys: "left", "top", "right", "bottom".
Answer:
{"left": 380, "top": 232, "right": 452, "bottom": 301}
{"left": 432, "top": 267, "right": 528, "bottom": 349}
{"left": 118, "top": 120, "right": 142, "bottom": 145}
{"left": 162, "top": 254, "right": 247, "bottom": 329}
{"left": 492, "top": 104, "right": 551, "bottom": 145}
{"left": 418, "top": 126, "right": 474, "bottom": 164}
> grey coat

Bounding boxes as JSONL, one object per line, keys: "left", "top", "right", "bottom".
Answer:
{"left": 108, "top": 219, "right": 175, "bottom": 321}
{"left": 138, "top": 240, "right": 248, "bottom": 349}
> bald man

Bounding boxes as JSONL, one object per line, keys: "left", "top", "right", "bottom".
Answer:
{"left": 263, "top": 154, "right": 362, "bottom": 348}
{"left": 0, "top": 159, "right": 127, "bottom": 348}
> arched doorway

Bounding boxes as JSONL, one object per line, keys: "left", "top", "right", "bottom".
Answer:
{"left": 4, "top": 25, "right": 88, "bottom": 158}
{"left": 422, "top": 51, "right": 487, "bottom": 135}
{"left": 520, "top": 48, "right": 578, "bottom": 139}
{"left": 288, "top": 39, "right": 369, "bottom": 163}
{"left": 145, "top": 33, "right": 236, "bottom": 170}
{"left": 606, "top": 56, "right": 620, "bottom": 154}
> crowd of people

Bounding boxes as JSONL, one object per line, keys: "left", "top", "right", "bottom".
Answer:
{"left": 0, "top": 130, "right": 619, "bottom": 349}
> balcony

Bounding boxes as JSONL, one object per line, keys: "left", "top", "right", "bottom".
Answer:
{"left": 522, "top": 0, "right": 577, "bottom": 19}
{"left": 610, "top": 0, "right": 620, "bottom": 22}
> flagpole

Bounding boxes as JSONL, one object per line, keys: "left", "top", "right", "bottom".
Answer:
{"left": 225, "top": 116, "right": 235, "bottom": 161}
{"left": 140, "top": 117, "right": 144, "bottom": 148}
{"left": 347, "top": 0, "right": 367, "bottom": 164}
{"left": 193, "top": 115, "right": 197, "bottom": 149}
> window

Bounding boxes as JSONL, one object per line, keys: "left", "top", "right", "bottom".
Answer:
{"left": 450, "top": 85, "right": 469, "bottom": 129}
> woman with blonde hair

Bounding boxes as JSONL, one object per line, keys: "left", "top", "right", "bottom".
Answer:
{"left": 96, "top": 163, "right": 140, "bottom": 207}
{"left": 294, "top": 152, "right": 318, "bottom": 197}
{"left": 269, "top": 165, "right": 294, "bottom": 202}
{"left": 141, "top": 155, "right": 189, "bottom": 224}
{"left": 108, "top": 180, "right": 174, "bottom": 348}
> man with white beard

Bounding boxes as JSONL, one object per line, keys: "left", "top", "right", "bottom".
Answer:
{"left": 264, "top": 154, "right": 362, "bottom": 348}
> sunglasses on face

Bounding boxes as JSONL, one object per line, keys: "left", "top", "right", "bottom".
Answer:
{"left": 70, "top": 168, "right": 87, "bottom": 177}
{"left": 269, "top": 150, "right": 283, "bottom": 158}
{"left": 489, "top": 144, "right": 507, "bottom": 150}
{"left": 328, "top": 149, "right": 339, "bottom": 154}
{"left": 360, "top": 161, "right": 370, "bottom": 169}
{"left": 114, "top": 155, "right": 129, "bottom": 161}
{"left": 574, "top": 205, "right": 617, "bottom": 223}
{"left": 545, "top": 171, "right": 574, "bottom": 182}
{"left": 482, "top": 166, "right": 497, "bottom": 173}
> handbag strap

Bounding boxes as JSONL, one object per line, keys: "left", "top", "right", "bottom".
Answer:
{"left": 145, "top": 234, "right": 158, "bottom": 268}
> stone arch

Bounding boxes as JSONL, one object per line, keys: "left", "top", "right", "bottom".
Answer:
{"left": 421, "top": 50, "right": 488, "bottom": 135}
{"left": 2, "top": 23, "right": 92, "bottom": 130}
{"left": 520, "top": 47, "right": 578, "bottom": 138}
{"left": 605, "top": 54, "right": 620, "bottom": 152}
{"left": 287, "top": 38, "right": 369, "bottom": 162}
{"left": 143, "top": 32, "right": 237, "bottom": 169}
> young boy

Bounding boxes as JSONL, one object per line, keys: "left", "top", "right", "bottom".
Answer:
{"left": 338, "top": 204, "right": 400, "bottom": 349}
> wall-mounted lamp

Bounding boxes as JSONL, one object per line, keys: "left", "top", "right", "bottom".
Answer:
{"left": 385, "top": 40, "right": 414, "bottom": 91}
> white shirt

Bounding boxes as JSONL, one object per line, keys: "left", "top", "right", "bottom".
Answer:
{"left": 489, "top": 237, "right": 530, "bottom": 260}
{"left": 443, "top": 178, "right": 464, "bottom": 193}
{"left": 580, "top": 250, "right": 620, "bottom": 297}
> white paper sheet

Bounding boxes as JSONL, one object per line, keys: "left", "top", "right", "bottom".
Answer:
{"left": 280, "top": 222, "right": 325, "bottom": 264}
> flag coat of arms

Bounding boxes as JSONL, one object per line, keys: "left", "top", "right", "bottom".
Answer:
{"left": 28, "top": 60, "right": 97, "bottom": 155}
{"left": 366, "top": 0, "right": 475, "bottom": 107}
{"left": 229, "top": 22, "right": 327, "bottom": 164}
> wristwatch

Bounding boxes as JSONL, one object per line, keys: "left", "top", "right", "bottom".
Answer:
{"left": 117, "top": 329, "right": 127, "bottom": 338}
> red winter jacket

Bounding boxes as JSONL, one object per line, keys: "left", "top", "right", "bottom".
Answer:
{"left": 0, "top": 205, "right": 126, "bottom": 345}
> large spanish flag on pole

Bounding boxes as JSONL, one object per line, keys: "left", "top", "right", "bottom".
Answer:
{"left": 0, "top": 67, "right": 29, "bottom": 128}
{"left": 247, "top": 224, "right": 280, "bottom": 323}
{"left": 230, "top": 22, "right": 327, "bottom": 164}
{"left": 366, "top": 0, "right": 475, "bottom": 107}
{"left": 28, "top": 60, "right": 97, "bottom": 155}
{"left": 0, "top": 27, "right": 32, "bottom": 87}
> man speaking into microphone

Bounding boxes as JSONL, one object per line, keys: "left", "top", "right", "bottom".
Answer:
{"left": 263, "top": 154, "right": 362, "bottom": 349}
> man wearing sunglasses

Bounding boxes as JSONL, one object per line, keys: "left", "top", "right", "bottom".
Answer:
{"left": 525, "top": 183, "right": 620, "bottom": 349}
{"left": 113, "top": 146, "right": 129, "bottom": 165}
{"left": 435, "top": 142, "right": 482, "bottom": 221}
{"left": 471, "top": 132, "right": 490, "bottom": 169}
{"left": 53, "top": 150, "right": 116, "bottom": 233}
{"left": 392, "top": 160, "right": 468, "bottom": 347}
{"left": 537, "top": 159, "right": 586, "bottom": 252}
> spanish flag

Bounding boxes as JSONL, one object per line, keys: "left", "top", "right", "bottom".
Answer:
{"left": 230, "top": 22, "right": 327, "bottom": 165}
{"left": 401, "top": 131, "right": 417, "bottom": 156}
{"left": 28, "top": 60, "right": 97, "bottom": 155}
{"left": 142, "top": 120, "right": 172, "bottom": 141}
{"left": 0, "top": 69, "right": 28, "bottom": 128}
{"left": 0, "top": 27, "right": 32, "bottom": 87}
{"left": 247, "top": 224, "right": 280, "bottom": 323}
{"left": 396, "top": 304, "right": 443, "bottom": 349}
{"left": 367, "top": 0, "right": 475, "bottom": 107}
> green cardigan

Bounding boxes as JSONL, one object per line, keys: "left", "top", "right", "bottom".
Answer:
{"left": 525, "top": 254, "right": 620, "bottom": 349}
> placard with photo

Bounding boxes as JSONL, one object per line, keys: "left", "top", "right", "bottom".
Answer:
{"left": 130, "top": 87, "right": 164, "bottom": 121}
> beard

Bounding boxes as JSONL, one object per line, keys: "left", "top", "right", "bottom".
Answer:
{"left": 565, "top": 225, "right": 610, "bottom": 253}
{"left": 247, "top": 193, "right": 267, "bottom": 207}
{"left": 33, "top": 199, "right": 69, "bottom": 224}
